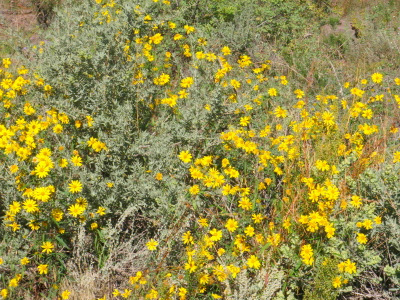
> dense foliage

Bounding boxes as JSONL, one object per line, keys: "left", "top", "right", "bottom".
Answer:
{"left": 0, "top": 0, "right": 400, "bottom": 299}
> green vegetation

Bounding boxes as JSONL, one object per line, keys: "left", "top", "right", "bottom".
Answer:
{"left": 0, "top": 0, "right": 400, "bottom": 299}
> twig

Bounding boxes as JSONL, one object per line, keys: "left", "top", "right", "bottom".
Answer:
{"left": 0, "top": 10, "right": 34, "bottom": 15}
{"left": 327, "top": 57, "right": 344, "bottom": 96}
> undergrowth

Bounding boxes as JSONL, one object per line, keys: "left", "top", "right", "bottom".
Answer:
{"left": 0, "top": 0, "right": 400, "bottom": 299}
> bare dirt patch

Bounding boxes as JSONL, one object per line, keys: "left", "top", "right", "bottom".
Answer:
{"left": 0, "top": 0, "right": 40, "bottom": 55}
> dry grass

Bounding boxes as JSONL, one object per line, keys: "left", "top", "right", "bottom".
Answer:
{"left": 0, "top": 0, "right": 40, "bottom": 57}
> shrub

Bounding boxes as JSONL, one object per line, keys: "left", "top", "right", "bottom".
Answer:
{"left": 0, "top": 0, "right": 400, "bottom": 299}
{"left": 30, "top": 0, "right": 61, "bottom": 27}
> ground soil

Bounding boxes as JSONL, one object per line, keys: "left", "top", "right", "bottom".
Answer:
{"left": 0, "top": 0, "right": 39, "bottom": 54}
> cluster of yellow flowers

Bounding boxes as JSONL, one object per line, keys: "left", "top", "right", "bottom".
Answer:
{"left": 2, "top": 0, "right": 400, "bottom": 298}
{"left": 0, "top": 58, "right": 109, "bottom": 299}
{"left": 125, "top": 61, "right": 398, "bottom": 298}
{"left": 87, "top": 137, "right": 107, "bottom": 152}
{"left": 300, "top": 244, "right": 314, "bottom": 265}
{"left": 78, "top": 0, "right": 400, "bottom": 297}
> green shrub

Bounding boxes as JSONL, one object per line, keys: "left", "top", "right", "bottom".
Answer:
{"left": 1, "top": 0, "right": 400, "bottom": 299}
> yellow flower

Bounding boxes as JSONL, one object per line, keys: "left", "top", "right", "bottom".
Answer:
{"left": 274, "top": 106, "right": 287, "bottom": 118}
{"left": 252, "top": 214, "right": 263, "bottom": 224}
{"left": 239, "top": 116, "right": 251, "bottom": 126}
{"left": 9, "top": 201, "right": 22, "bottom": 214}
{"left": 59, "top": 158, "right": 68, "bottom": 168}
{"left": 332, "top": 276, "right": 342, "bottom": 288}
{"left": 197, "top": 273, "right": 210, "bottom": 285}
{"left": 174, "top": 33, "right": 184, "bottom": 40}
{"left": 53, "top": 124, "right": 63, "bottom": 133}
{"left": 280, "top": 75, "right": 288, "bottom": 85}
{"left": 182, "top": 231, "right": 194, "bottom": 245}
{"left": 238, "top": 197, "right": 253, "bottom": 210}
{"left": 217, "top": 248, "right": 225, "bottom": 256}
{"left": 121, "top": 289, "right": 132, "bottom": 298}
{"left": 149, "top": 33, "right": 163, "bottom": 44}
{"left": 300, "top": 244, "right": 314, "bottom": 265}
{"left": 362, "top": 219, "right": 373, "bottom": 230}
{"left": 34, "top": 163, "right": 51, "bottom": 178}
{"left": 184, "top": 259, "right": 197, "bottom": 273}
{"left": 338, "top": 259, "right": 357, "bottom": 274}
{"left": 155, "top": 172, "right": 163, "bottom": 180}
{"left": 356, "top": 233, "right": 368, "bottom": 244}
{"left": 180, "top": 77, "right": 194, "bottom": 88}
{"left": 51, "top": 208, "right": 63, "bottom": 221}
{"left": 227, "top": 264, "right": 240, "bottom": 278}
{"left": 68, "top": 204, "right": 85, "bottom": 217}
{"left": 61, "top": 290, "right": 71, "bottom": 299}
{"left": 146, "top": 289, "right": 158, "bottom": 299}
{"left": 184, "top": 24, "right": 195, "bottom": 34}
{"left": 0, "top": 289, "right": 8, "bottom": 298}
{"left": 113, "top": 289, "right": 120, "bottom": 297}
{"left": 315, "top": 160, "right": 330, "bottom": 171}
{"left": 238, "top": 55, "right": 252, "bottom": 67}
{"left": 345, "top": 260, "right": 357, "bottom": 274}
{"left": 9, "top": 278, "right": 18, "bottom": 288}
{"left": 393, "top": 152, "right": 400, "bottom": 163}
{"left": 37, "top": 264, "right": 48, "bottom": 275}
{"left": 68, "top": 180, "right": 83, "bottom": 193}
{"left": 97, "top": 206, "right": 106, "bottom": 215}
{"left": 371, "top": 72, "right": 383, "bottom": 84}
{"left": 221, "top": 46, "right": 231, "bottom": 55}
{"left": 189, "top": 184, "right": 200, "bottom": 195}
{"left": 268, "top": 88, "right": 278, "bottom": 97}
{"left": 350, "top": 88, "right": 365, "bottom": 97}
{"left": 71, "top": 155, "right": 83, "bottom": 166}
{"left": 20, "top": 257, "right": 30, "bottom": 265}
{"left": 23, "top": 199, "right": 39, "bottom": 213}
{"left": 283, "top": 218, "right": 291, "bottom": 230}
{"left": 225, "top": 219, "right": 238, "bottom": 232}
{"left": 209, "top": 228, "right": 222, "bottom": 241}
{"left": 76, "top": 198, "right": 87, "bottom": 209}
{"left": 44, "top": 84, "right": 52, "bottom": 92}
{"left": 146, "top": 239, "right": 158, "bottom": 251}
{"left": 374, "top": 216, "right": 382, "bottom": 225}
{"left": 247, "top": 255, "right": 261, "bottom": 269}
{"left": 325, "top": 225, "right": 336, "bottom": 238}
{"left": 9, "top": 165, "right": 19, "bottom": 174}
{"left": 28, "top": 221, "right": 39, "bottom": 231}
{"left": 350, "top": 195, "right": 362, "bottom": 208}
{"left": 230, "top": 79, "right": 241, "bottom": 89}
{"left": 75, "top": 120, "right": 82, "bottom": 128}
{"left": 153, "top": 73, "right": 170, "bottom": 85}
{"left": 86, "top": 115, "right": 94, "bottom": 127}
{"left": 58, "top": 113, "right": 69, "bottom": 124}
{"left": 198, "top": 218, "right": 208, "bottom": 227}
{"left": 41, "top": 241, "right": 54, "bottom": 254}
{"left": 2, "top": 57, "right": 11, "bottom": 68}
{"left": 294, "top": 89, "right": 305, "bottom": 99}
{"left": 244, "top": 225, "right": 255, "bottom": 237}
{"left": 178, "top": 150, "right": 192, "bottom": 163}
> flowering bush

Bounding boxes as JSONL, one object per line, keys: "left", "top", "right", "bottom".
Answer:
{"left": 0, "top": 0, "right": 400, "bottom": 299}
{"left": 0, "top": 58, "right": 109, "bottom": 299}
